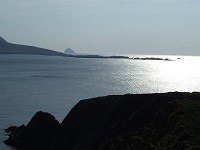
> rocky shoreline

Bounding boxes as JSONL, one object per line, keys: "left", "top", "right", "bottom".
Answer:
{"left": 4, "top": 92, "right": 200, "bottom": 150}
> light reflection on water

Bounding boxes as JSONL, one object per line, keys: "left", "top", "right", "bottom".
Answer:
{"left": 152, "top": 57, "right": 200, "bottom": 91}
{"left": 125, "top": 55, "right": 200, "bottom": 92}
{"left": 0, "top": 54, "right": 200, "bottom": 150}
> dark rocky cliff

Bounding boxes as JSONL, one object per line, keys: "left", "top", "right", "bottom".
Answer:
{"left": 4, "top": 92, "right": 200, "bottom": 150}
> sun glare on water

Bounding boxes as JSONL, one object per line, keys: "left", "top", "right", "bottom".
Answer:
{"left": 160, "top": 60, "right": 197, "bottom": 79}
{"left": 152, "top": 56, "right": 200, "bottom": 91}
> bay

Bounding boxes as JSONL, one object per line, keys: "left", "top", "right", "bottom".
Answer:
{"left": 0, "top": 54, "right": 200, "bottom": 150}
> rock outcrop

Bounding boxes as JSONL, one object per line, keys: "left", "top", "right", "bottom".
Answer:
{"left": 4, "top": 92, "right": 200, "bottom": 150}
{"left": 4, "top": 111, "right": 62, "bottom": 150}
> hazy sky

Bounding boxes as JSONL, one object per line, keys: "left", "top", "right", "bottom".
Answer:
{"left": 1, "top": 0, "right": 200, "bottom": 55}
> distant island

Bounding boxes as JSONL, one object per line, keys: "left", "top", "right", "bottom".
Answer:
{"left": 65, "top": 53, "right": 130, "bottom": 59}
{"left": 64, "top": 48, "right": 175, "bottom": 61}
{"left": 4, "top": 92, "right": 200, "bottom": 150}
{"left": 63, "top": 47, "right": 129, "bottom": 59}
{"left": 133, "top": 57, "right": 174, "bottom": 61}
{"left": 0, "top": 36, "right": 176, "bottom": 61}
{"left": 64, "top": 48, "right": 77, "bottom": 55}
{"left": 0, "top": 36, "right": 64, "bottom": 56}
{"left": 66, "top": 54, "right": 175, "bottom": 61}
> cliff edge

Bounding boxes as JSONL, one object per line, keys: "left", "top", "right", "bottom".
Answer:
{"left": 4, "top": 92, "right": 200, "bottom": 150}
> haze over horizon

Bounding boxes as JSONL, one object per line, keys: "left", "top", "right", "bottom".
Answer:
{"left": 1, "top": 0, "right": 200, "bottom": 56}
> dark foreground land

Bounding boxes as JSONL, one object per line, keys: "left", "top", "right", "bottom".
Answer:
{"left": 4, "top": 92, "right": 200, "bottom": 150}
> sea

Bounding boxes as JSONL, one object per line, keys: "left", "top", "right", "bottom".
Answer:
{"left": 0, "top": 54, "right": 200, "bottom": 150}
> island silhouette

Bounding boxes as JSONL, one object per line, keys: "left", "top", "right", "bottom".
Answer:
{"left": 0, "top": 36, "right": 176, "bottom": 61}
{"left": 0, "top": 36, "right": 64, "bottom": 56}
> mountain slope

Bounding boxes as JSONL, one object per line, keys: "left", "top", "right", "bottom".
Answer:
{"left": 0, "top": 36, "right": 7, "bottom": 42}
{"left": 0, "top": 36, "right": 64, "bottom": 56}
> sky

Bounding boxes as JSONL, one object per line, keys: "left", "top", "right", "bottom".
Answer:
{"left": 0, "top": 0, "right": 200, "bottom": 55}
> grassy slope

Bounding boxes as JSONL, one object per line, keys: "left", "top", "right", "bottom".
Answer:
{"left": 100, "top": 93, "right": 200, "bottom": 150}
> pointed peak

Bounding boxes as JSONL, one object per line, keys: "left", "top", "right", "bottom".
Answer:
{"left": 0, "top": 36, "right": 7, "bottom": 43}
{"left": 64, "top": 48, "right": 76, "bottom": 54}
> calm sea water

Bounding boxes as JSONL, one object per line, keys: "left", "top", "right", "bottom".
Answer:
{"left": 0, "top": 54, "right": 200, "bottom": 150}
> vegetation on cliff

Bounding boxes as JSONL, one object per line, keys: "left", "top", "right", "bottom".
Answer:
{"left": 4, "top": 92, "right": 200, "bottom": 150}
{"left": 100, "top": 93, "right": 200, "bottom": 150}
